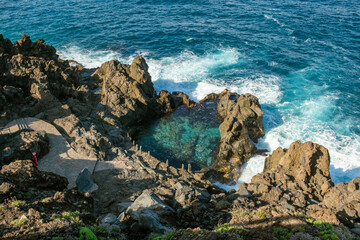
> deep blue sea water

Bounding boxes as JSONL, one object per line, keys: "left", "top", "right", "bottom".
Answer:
{"left": 1, "top": 0, "right": 359, "bottom": 186}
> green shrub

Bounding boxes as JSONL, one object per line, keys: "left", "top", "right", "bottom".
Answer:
{"left": 149, "top": 233, "right": 163, "bottom": 240}
{"left": 11, "top": 200, "right": 21, "bottom": 207}
{"left": 305, "top": 217, "right": 315, "bottom": 224}
{"left": 163, "top": 230, "right": 177, "bottom": 240}
{"left": 292, "top": 226, "right": 305, "bottom": 233}
{"left": 306, "top": 219, "right": 338, "bottom": 240}
{"left": 214, "top": 223, "right": 249, "bottom": 234}
{"left": 273, "top": 227, "right": 292, "bottom": 240}
{"left": 79, "top": 227, "right": 97, "bottom": 240}
{"left": 257, "top": 210, "right": 268, "bottom": 221}
{"left": 61, "top": 211, "right": 80, "bottom": 223}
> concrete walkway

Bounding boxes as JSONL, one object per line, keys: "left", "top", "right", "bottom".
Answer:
{"left": 5, "top": 117, "right": 99, "bottom": 188}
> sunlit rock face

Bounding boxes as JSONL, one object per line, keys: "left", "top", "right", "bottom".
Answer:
{"left": 135, "top": 100, "right": 220, "bottom": 170}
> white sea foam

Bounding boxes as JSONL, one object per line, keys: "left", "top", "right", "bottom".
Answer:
{"left": 58, "top": 45, "right": 122, "bottom": 68}
{"left": 232, "top": 93, "right": 360, "bottom": 188}
{"left": 147, "top": 48, "right": 242, "bottom": 99}
{"left": 264, "top": 14, "right": 282, "bottom": 26}
{"left": 235, "top": 75, "right": 282, "bottom": 105}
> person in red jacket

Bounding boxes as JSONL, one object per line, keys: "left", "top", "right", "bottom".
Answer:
{"left": 31, "top": 152, "right": 38, "bottom": 166}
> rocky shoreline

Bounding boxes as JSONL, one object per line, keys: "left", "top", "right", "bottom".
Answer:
{"left": 0, "top": 35, "right": 359, "bottom": 240}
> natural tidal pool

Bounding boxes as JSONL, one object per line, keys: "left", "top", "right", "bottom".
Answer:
{"left": 135, "top": 100, "right": 221, "bottom": 171}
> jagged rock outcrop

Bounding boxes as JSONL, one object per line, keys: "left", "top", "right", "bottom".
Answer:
{"left": 204, "top": 90, "right": 265, "bottom": 182}
{"left": 0, "top": 130, "right": 49, "bottom": 168}
{"left": 322, "top": 177, "right": 360, "bottom": 226}
{"left": 92, "top": 57, "right": 155, "bottom": 126}
{"left": 151, "top": 90, "right": 196, "bottom": 115}
{"left": 96, "top": 57, "right": 150, "bottom": 123}
{"left": 241, "top": 141, "right": 333, "bottom": 207}
{"left": 0, "top": 34, "right": 88, "bottom": 124}
{"left": 237, "top": 141, "right": 360, "bottom": 227}
{"left": 92, "top": 57, "right": 195, "bottom": 127}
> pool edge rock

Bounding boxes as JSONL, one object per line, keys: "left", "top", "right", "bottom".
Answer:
{"left": 201, "top": 90, "right": 265, "bottom": 183}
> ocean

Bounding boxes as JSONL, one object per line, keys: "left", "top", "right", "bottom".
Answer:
{"left": 1, "top": 0, "right": 359, "bottom": 186}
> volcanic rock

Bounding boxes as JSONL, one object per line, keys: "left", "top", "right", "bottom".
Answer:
{"left": 207, "top": 90, "right": 265, "bottom": 182}
{"left": 322, "top": 176, "right": 360, "bottom": 226}
{"left": 125, "top": 189, "right": 175, "bottom": 233}
{"left": 241, "top": 141, "right": 334, "bottom": 210}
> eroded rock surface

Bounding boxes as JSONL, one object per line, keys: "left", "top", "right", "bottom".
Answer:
{"left": 242, "top": 141, "right": 333, "bottom": 207}
{"left": 204, "top": 90, "right": 265, "bottom": 182}
{"left": 322, "top": 177, "right": 360, "bottom": 226}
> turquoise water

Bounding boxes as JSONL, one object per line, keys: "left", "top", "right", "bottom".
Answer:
{"left": 1, "top": 0, "right": 359, "bottom": 183}
{"left": 135, "top": 101, "right": 220, "bottom": 170}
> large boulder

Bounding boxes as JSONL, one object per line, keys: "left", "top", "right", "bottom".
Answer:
{"left": 263, "top": 141, "right": 332, "bottom": 194}
{"left": 92, "top": 57, "right": 196, "bottom": 127}
{"left": 125, "top": 189, "right": 175, "bottom": 233}
{"left": 206, "top": 90, "right": 265, "bottom": 182}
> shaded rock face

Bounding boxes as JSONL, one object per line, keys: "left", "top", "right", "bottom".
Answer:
{"left": 0, "top": 160, "right": 95, "bottom": 239}
{"left": 205, "top": 90, "right": 265, "bottom": 182}
{"left": 0, "top": 160, "right": 68, "bottom": 194}
{"left": 322, "top": 177, "right": 360, "bottom": 226}
{"left": 0, "top": 34, "right": 86, "bottom": 124}
{"left": 126, "top": 189, "right": 175, "bottom": 233}
{"left": 0, "top": 130, "right": 49, "bottom": 168}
